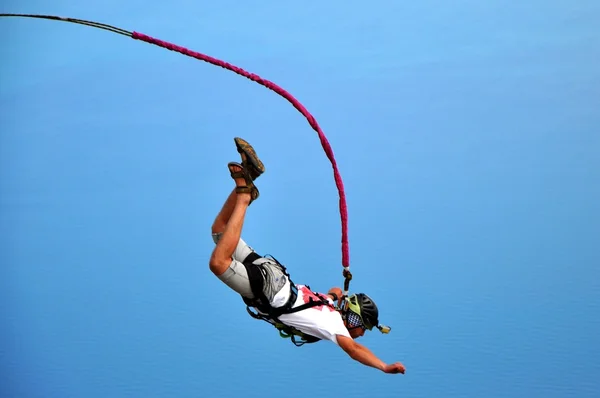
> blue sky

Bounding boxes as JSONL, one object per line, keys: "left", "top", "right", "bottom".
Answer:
{"left": 1, "top": 1, "right": 599, "bottom": 397}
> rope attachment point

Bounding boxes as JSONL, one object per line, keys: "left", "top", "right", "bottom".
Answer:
{"left": 342, "top": 268, "right": 352, "bottom": 298}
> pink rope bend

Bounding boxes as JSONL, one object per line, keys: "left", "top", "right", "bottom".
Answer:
{"left": 131, "top": 32, "right": 350, "bottom": 269}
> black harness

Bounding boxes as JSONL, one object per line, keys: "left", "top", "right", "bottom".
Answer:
{"left": 240, "top": 252, "right": 335, "bottom": 346}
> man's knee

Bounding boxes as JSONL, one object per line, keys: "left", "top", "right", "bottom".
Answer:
{"left": 209, "top": 253, "right": 231, "bottom": 276}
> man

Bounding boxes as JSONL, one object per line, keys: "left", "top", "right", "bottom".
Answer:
{"left": 208, "top": 137, "right": 406, "bottom": 375}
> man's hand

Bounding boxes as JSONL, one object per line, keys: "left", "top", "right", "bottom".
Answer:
{"left": 384, "top": 362, "right": 406, "bottom": 374}
{"left": 327, "top": 287, "right": 343, "bottom": 305}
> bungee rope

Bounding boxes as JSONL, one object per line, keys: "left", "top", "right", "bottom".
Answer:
{"left": 1, "top": 12, "right": 354, "bottom": 291}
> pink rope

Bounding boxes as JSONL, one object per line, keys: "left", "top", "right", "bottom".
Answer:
{"left": 131, "top": 32, "right": 351, "bottom": 269}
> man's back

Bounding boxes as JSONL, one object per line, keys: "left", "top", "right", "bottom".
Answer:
{"left": 277, "top": 284, "right": 351, "bottom": 345}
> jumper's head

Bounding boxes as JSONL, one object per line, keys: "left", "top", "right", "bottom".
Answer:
{"left": 341, "top": 293, "right": 391, "bottom": 338}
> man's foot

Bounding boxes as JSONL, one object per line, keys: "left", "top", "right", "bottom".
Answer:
{"left": 234, "top": 137, "right": 265, "bottom": 180}
{"left": 228, "top": 162, "right": 259, "bottom": 205}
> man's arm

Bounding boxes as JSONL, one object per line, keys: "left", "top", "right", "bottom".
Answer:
{"left": 336, "top": 335, "right": 405, "bottom": 374}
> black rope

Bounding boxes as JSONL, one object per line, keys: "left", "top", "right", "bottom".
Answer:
{"left": 0, "top": 13, "right": 132, "bottom": 37}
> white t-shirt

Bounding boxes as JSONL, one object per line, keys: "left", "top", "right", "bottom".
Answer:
{"left": 274, "top": 284, "right": 351, "bottom": 345}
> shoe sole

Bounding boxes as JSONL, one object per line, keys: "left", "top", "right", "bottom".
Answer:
{"left": 234, "top": 137, "right": 265, "bottom": 177}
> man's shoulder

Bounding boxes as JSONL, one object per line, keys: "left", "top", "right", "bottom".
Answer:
{"left": 294, "top": 285, "right": 336, "bottom": 308}
{"left": 294, "top": 284, "right": 332, "bottom": 299}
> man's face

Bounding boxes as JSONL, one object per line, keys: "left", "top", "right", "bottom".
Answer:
{"left": 348, "top": 325, "right": 366, "bottom": 339}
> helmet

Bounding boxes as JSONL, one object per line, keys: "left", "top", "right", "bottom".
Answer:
{"left": 346, "top": 293, "right": 379, "bottom": 331}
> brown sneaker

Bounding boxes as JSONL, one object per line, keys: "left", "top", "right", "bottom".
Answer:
{"left": 234, "top": 137, "right": 265, "bottom": 180}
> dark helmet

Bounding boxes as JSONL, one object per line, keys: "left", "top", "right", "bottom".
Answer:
{"left": 346, "top": 293, "right": 379, "bottom": 330}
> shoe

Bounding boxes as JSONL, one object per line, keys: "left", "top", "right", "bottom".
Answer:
{"left": 234, "top": 137, "right": 265, "bottom": 180}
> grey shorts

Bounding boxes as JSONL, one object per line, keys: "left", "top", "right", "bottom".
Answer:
{"left": 212, "top": 233, "right": 288, "bottom": 302}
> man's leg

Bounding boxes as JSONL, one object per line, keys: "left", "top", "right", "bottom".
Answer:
{"left": 209, "top": 164, "right": 252, "bottom": 277}
{"left": 211, "top": 187, "right": 237, "bottom": 238}
{"left": 211, "top": 188, "right": 254, "bottom": 265}
{"left": 211, "top": 137, "right": 263, "bottom": 237}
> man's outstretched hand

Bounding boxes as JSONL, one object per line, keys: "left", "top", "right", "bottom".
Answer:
{"left": 337, "top": 335, "right": 406, "bottom": 375}
{"left": 383, "top": 362, "right": 406, "bottom": 374}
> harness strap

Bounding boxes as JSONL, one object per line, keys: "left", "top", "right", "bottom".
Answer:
{"left": 239, "top": 251, "right": 334, "bottom": 346}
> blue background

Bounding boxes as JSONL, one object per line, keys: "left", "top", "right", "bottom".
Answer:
{"left": 2, "top": 1, "right": 599, "bottom": 397}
